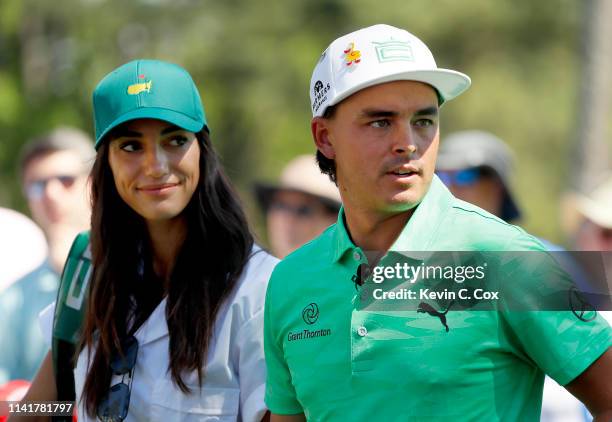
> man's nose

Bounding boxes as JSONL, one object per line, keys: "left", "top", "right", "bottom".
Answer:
{"left": 392, "top": 124, "right": 417, "bottom": 156}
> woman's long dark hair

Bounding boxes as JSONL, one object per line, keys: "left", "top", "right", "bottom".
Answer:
{"left": 79, "top": 130, "right": 254, "bottom": 416}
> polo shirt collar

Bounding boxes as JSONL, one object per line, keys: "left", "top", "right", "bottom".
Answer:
{"left": 331, "top": 175, "right": 453, "bottom": 262}
{"left": 332, "top": 206, "right": 354, "bottom": 263}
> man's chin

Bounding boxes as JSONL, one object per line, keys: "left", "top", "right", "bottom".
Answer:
{"left": 386, "top": 188, "right": 425, "bottom": 209}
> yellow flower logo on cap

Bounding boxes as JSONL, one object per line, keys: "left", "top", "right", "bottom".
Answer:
{"left": 344, "top": 42, "right": 361, "bottom": 66}
{"left": 127, "top": 75, "right": 153, "bottom": 95}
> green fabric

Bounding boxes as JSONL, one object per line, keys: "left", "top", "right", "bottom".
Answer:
{"left": 52, "top": 231, "right": 91, "bottom": 346}
{"left": 93, "top": 59, "right": 206, "bottom": 148}
{"left": 264, "top": 175, "right": 612, "bottom": 421}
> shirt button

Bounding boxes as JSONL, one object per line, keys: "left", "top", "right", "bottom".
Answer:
{"left": 357, "top": 326, "right": 368, "bottom": 337}
{"left": 353, "top": 251, "right": 361, "bottom": 261}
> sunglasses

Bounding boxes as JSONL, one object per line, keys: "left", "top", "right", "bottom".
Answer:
{"left": 436, "top": 168, "right": 482, "bottom": 187}
{"left": 97, "top": 335, "right": 138, "bottom": 422}
{"left": 24, "top": 174, "right": 82, "bottom": 200}
{"left": 269, "top": 200, "right": 324, "bottom": 218}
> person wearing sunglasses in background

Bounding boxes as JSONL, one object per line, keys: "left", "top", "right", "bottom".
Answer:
{"left": 435, "top": 130, "right": 522, "bottom": 224}
{"left": 254, "top": 155, "right": 341, "bottom": 258}
{"left": 0, "top": 128, "right": 94, "bottom": 386}
{"left": 11, "top": 60, "right": 277, "bottom": 421}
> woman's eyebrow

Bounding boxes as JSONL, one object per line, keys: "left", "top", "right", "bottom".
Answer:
{"left": 113, "top": 129, "right": 142, "bottom": 138}
{"left": 161, "top": 125, "right": 183, "bottom": 135}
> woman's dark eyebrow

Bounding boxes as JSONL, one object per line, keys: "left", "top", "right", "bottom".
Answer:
{"left": 113, "top": 129, "right": 142, "bottom": 139}
{"left": 111, "top": 124, "right": 183, "bottom": 139}
{"left": 161, "top": 125, "right": 183, "bottom": 135}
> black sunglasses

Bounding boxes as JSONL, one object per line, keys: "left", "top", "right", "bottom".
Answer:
{"left": 97, "top": 335, "right": 138, "bottom": 422}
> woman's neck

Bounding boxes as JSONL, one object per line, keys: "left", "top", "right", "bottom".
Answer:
{"left": 145, "top": 217, "right": 188, "bottom": 282}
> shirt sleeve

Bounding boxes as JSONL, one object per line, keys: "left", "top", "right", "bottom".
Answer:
{"left": 264, "top": 270, "right": 303, "bottom": 415}
{"left": 497, "top": 238, "right": 612, "bottom": 385}
{"left": 236, "top": 308, "right": 267, "bottom": 422}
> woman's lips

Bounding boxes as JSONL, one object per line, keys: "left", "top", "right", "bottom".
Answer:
{"left": 138, "top": 183, "right": 179, "bottom": 194}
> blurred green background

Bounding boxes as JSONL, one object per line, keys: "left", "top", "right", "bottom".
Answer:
{"left": 1, "top": 0, "right": 610, "bottom": 245}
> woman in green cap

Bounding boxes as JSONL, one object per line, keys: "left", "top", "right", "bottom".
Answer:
{"left": 14, "top": 59, "right": 276, "bottom": 422}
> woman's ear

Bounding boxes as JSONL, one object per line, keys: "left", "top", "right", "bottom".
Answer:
{"left": 311, "top": 117, "right": 336, "bottom": 160}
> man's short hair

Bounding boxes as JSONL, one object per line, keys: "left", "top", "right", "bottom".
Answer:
{"left": 19, "top": 127, "right": 95, "bottom": 180}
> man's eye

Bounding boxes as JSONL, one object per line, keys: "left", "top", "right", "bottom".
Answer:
{"left": 119, "top": 141, "right": 141, "bottom": 152}
{"left": 370, "top": 120, "right": 390, "bottom": 129}
{"left": 414, "top": 118, "right": 434, "bottom": 127}
{"left": 168, "top": 135, "right": 189, "bottom": 147}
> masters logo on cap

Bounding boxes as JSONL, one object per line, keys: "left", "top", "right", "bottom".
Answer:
{"left": 309, "top": 24, "right": 471, "bottom": 117}
{"left": 92, "top": 59, "right": 207, "bottom": 149}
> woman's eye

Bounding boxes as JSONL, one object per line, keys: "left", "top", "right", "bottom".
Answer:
{"left": 119, "top": 141, "right": 141, "bottom": 152}
{"left": 370, "top": 120, "right": 390, "bottom": 129}
{"left": 168, "top": 135, "right": 189, "bottom": 147}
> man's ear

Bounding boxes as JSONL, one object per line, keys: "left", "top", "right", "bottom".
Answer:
{"left": 311, "top": 117, "right": 335, "bottom": 160}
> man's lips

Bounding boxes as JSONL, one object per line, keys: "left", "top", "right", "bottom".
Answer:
{"left": 384, "top": 163, "right": 422, "bottom": 177}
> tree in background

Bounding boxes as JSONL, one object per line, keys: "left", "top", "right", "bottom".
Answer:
{"left": 0, "top": 0, "right": 596, "bottom": 244}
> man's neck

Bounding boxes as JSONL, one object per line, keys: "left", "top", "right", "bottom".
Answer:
{"left": 343, "top": 207, "right": 414, "bottom": 254}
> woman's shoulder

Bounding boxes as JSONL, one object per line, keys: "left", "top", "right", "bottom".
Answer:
{"left": 226, "top": 245, "right": 278, "bottom": 320}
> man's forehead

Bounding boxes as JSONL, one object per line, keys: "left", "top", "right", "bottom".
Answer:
{"left": 341, "top": 80, "right": 439, "bottom": 114}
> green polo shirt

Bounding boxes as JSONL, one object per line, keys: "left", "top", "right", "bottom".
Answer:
{"left": 264, "top": 176, "right": 611, "bottom": 421}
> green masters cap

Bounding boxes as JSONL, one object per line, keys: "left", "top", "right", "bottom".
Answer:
{"left": 92, "top": 59, "right": 207, "bottom": 149}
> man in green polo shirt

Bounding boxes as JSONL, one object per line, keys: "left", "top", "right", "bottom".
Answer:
{"left": 263, "top": 24, "right": 612, "bottom": 421}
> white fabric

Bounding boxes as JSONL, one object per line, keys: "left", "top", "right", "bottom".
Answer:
{"left": 0, "top": 208, "right": 47, "bottom": 292}
{"left": 40, "top": 246, "right": 277, "bottom": 421}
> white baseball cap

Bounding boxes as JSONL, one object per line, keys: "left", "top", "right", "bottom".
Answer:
{"left": 310, "top": 24, "right": 471, "bottom": 117}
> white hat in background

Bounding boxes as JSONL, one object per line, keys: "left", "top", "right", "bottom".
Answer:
{"left": 575, "top": 175, "right": 612, "bottom": 229}
{"left": 254, "top": 155, "right": 341, "bottom": 211}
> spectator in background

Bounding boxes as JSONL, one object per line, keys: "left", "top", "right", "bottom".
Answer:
{"left": 437, "top": 130, "right": 595, "bottom": 422}
{"left": 541, "top": 176, "right": 612, "bottom": 422}
{"left": 254, "top": 155, "right": 341, "bottom": 258}
{"left": 436, "top": 130, "right": 521, "bottom": 222}
{"left": 0, "top": 127, "right": 94, "bottom": 384}
{"left": 436, "top": 130, "right": 564, "bottom": 251}
{"left": 0, "top": 208, "right": 47, "bottom": 293}
{"left": 569, "top": 175, "right": 612, "bottom": 252}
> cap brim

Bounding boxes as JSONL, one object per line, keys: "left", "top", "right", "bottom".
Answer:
{"left": 329, "top": 68, "right": 471, "bottom": 110}
{"left": 576, "top": 197, "right": 612, "bottom": 228}
{"left": 95, "top": 107, "right": 205, "bottom": 148}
